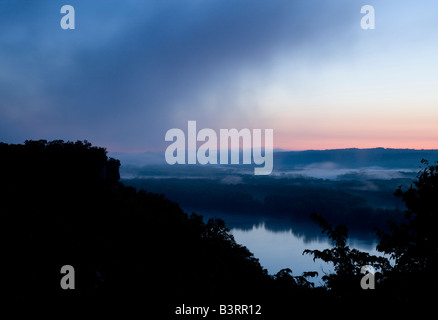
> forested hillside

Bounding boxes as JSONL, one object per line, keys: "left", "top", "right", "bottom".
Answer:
{"left": 1, "top": 140, "right": 436, "bottom": 316}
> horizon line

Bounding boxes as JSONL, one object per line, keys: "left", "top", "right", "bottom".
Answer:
{"left": 109, "top": 146, "right": 438, "bottom": 154}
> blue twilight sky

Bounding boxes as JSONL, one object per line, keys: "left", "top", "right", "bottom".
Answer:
{"left": 1, "top": 0, "right": 438, "bottom": 152}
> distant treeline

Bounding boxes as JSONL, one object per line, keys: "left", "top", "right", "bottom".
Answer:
{"left": 124, "top": 176, "right": 408, "bottom": 235}
{"left": 274, "top": 148, "right": 438, "bottom": 169}
{"left": 113, "top": 147, "right": 438, "bottom": 170}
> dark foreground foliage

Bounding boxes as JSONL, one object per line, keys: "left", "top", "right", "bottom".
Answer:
{"left": 304, "top": 159, "right": 438, "bottom": 312}
{"left": 0, "top": 140, "right": 322, "bottom": 316}
{"left": 1, "top": 140, "right": 436, "bottom": 316}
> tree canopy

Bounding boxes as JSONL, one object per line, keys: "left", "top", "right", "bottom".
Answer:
{"left": 1, "top": 140, "right": 436, "bottom": 315}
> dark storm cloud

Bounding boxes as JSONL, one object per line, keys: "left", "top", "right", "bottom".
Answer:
{"left": 0, "top": 0, "right": 358, "bottom": 151}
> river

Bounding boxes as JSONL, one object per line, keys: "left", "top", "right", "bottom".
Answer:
{"left": 202, "top": 213, "right": 383, "bottom": 286}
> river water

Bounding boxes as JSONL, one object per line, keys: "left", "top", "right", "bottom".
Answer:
{"left": 203, "top": 213, "right": 383, "bottom": 286}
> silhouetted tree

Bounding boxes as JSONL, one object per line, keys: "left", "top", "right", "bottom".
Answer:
{"left": 377, "top": 159, "right": 438, "bottom": 302}
{"left": 304, "top": 213, "right": 391, "bottom": 299}
{"left": 274, "top": 268, "right": 318, "bottom": 289}
{"left": 0, "top": 140, "right": 280, "bottom": 313}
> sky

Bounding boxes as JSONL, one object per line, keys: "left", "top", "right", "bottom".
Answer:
{"left": 1, "top": 0, "right": 438, "bottom": 152}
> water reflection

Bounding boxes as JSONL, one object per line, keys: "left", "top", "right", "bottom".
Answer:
{"left": 202, "top": 213, "right": 382, "bottom": 285}
{"left": 215, "top": 213, "right": 379, "bottom": 246}
{"left": 231, "top": 222, "right": 333, "bottom": 286}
